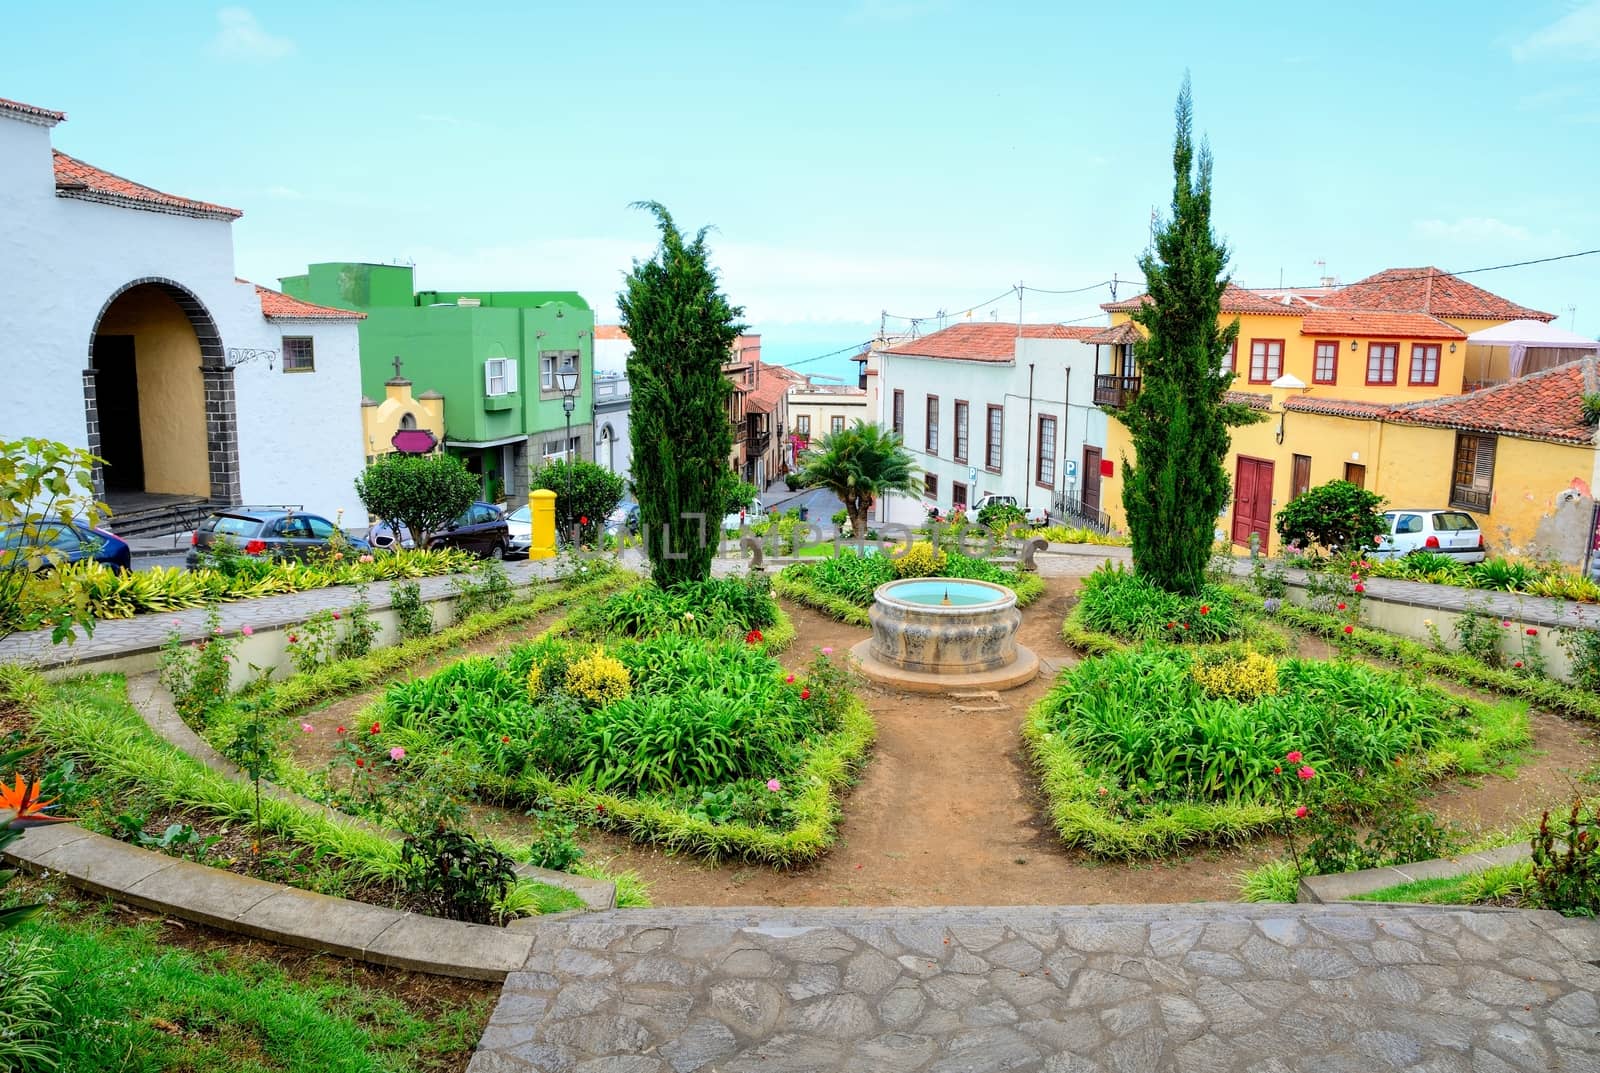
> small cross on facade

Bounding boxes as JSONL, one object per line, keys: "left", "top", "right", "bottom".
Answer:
{"left": 392, "top": 355, "right": 405, "bottom": 378}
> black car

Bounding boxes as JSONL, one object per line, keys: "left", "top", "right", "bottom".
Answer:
{"left": 187, "top": 507, "right": 371, "bottom": 567}
{"left": 366, "top": 502, "right": 511, "bottom": 559}
{"left": 0, "top": 519, "right": 132, "bottom": 573}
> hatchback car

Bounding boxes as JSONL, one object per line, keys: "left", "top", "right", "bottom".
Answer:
{"left": 605, "top": 499, "right": 640, "bottom": 538}
{"left": 0, "top": 519, "right": 131, "bottom": 573}
{"left": 366, "top": 502, "right": 510, "bottom": 559}
{"left": 187, "top": 507, "right": 371, "bottom": 567}
{"left": 1371, "top": 509, "right": 1486, "bottom": 563}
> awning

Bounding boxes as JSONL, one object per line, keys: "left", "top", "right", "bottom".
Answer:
{"left": 1465, "top": 319, "right": 1598, "bottom": 349}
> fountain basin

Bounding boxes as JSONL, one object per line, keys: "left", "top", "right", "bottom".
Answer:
{"left": 849, "top": 577, "right": 1039, "bottom": 693}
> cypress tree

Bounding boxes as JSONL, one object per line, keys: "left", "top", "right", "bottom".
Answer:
{"left": 619, "top": 202, "right": 745, "bottom": 585}
{"left": 1119, "top": 78, "right": 1264, "bottom": 595}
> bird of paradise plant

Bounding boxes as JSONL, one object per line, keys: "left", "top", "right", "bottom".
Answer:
{"left": 0, "top": 745, "right": 72, "bottom": 933}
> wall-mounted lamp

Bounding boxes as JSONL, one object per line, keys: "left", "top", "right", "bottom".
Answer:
{"left": 1349, "top": 340, "right": 1358, "bottom": 352}
{"left": 1269, "top": 372, "right": 1310, "bottom": 445}
{"left": 1449, "top": 342, "right": 1457, "bottom": 353}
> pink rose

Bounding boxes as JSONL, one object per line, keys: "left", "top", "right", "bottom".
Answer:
{"left": 389, "top": 746, "right": 406, "bottom": 761}
{"left": 241, "top": 625, "right": 254, "bottom": 637}
{"left": 766, "top": 778, "right": 781, "bottom": 792}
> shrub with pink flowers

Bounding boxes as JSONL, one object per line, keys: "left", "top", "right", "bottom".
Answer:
{"left": 158, "top": 607, "right": 238, "bottom": 727}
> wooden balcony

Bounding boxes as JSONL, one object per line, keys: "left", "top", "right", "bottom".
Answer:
{"left": 1094, "top": 374, "right": 1141, "bottom": 408}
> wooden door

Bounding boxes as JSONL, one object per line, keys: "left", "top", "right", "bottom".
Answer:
{"left": 1291, "top": 454, "right": 1312, "bottom": 500}
{"left": 1232, "top": 456, "right": 1274, "bottom": 550}
{"left": 1344, "top": 462, "right": 1366, "bottom": 489}
{"left": 1081, "top": 446, "right": 1102, "bottom": 514}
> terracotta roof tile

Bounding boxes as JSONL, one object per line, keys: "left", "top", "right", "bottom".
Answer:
{"left": 1389, "top": 359, "right": 1598, "bottom": 444}
{"left": 52, "top": 150, "right": 242, "bottom": 220}
{"left": 1102, "top": 284, "right": 1305, "bottom": 316}
{"left": 0, "top": 96, "right": 65, "bottom": 123}
{"left": 1298, "top": 310, "right": 1465, "bottom": 340}
{"left": 1085, "top": 321, "right": 1143, "bottom": 345}
{"left": 1225, "top": 390, "right": 1272, "bottom": 412}
{"left": 594, "top": 325, "right": 629, "bottom": 340}
{"left": 251, "top": 283, "right": 365, "bottom": 321}
{"left": 884, "top": 322, "right": 1095, "bottom": 362}
{"left": 1322, "top": 267, "right": 1554, "bottom": 322}
{"left": 1285, "top": 396, "right": 1397, "bottom": 420}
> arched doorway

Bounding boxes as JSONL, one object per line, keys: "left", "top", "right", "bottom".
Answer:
{"left": 85, "top": 278, "right": 237, "bottom": 505}
{"left": 598, "top": 423, "right": 615, "bottom": 472}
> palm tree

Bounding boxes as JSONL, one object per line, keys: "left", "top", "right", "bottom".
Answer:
{"left": 791, "top": 422, "right": 919, "bottom": 539}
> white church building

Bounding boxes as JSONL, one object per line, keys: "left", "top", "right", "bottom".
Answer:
{"left": 0, "top": 95, "right": 367, "bottom": 527}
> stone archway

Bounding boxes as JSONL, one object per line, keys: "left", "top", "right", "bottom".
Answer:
{"left": 84, "top": 278, "right": 238, "bottom": 504}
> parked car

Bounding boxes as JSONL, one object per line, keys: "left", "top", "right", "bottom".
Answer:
{"left": 972, "top": 493, "right": 1018, "bottom": 511}
{"left": 366, "top": 502, "right": 510, "bottom": 559}
{"left": 505, "top": 504, "right": 533, "bottom": 556}
{"left": 187, "top": 507, "right": 371, "bottom": 567}
{"left": 0, "top": 519, "right": 131, "bottom": 573}
{"left": 1370, "top": 509, "right": 1486, "bottom": 562}
{"left": 722, "top": 498, "right": 766, "bottom": 532}
{"left": 604, "top": 499, "right": 640, "bottom": 538}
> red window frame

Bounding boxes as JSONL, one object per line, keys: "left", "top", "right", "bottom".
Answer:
{"left": 952, "top": 481, "right": 967, "bottom": 510}
{"left": 924, "top": 473, "right": 938, "bottom": 498}
{"left": 985, "top": 405, "right": 1004, "bottom": 472}
{"left": 925, "top": 394, "right": 939, "bottom": 455}
{"left": 1365, "top": 342, "right": 1399, "bottom": 385}
{"left": 1036, "top": 414, "right": 1057, "bottom": 489}
{"left": 1312, "top": 340, "right": 1339, "bottom": 385}
{"left": 1248, "top": 339, "right": 1284, "bottom": 384}
{"left": 953, "top": 399, "right": 969, "bottom": 463}
{"left": 892, "top": 390, "right": 904, "bottom": 435}
{"left": 1409, "top": 344, "right": 1441, "bottom": 387}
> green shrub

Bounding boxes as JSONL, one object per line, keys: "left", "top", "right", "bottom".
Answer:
{"left": 976, "top": 502, "right": 1026, "bottom": 531}
{"left": 389, "top": 580, "right": 433, "bottom": 640}
{"left": 532, "top": 458, "right": 626, "bottom": 542}
{"left": 157, "top": 608, "right": 237, "bottom": 728}
{"left": 569, "top": 574, "right": 778, "bottom": 640}
{"left": 452, "top": 560, "right": 513, "bottom": 621}
{"left": 400, "top": 821, "right": 517, "bottom": 924}
{"left": 1531, "top": 796, "right": 1599, "bottom": 917}
{"left": 1075, "top": 562, "right": 1243, "bottom": 644}
{"left": 1275, "top": 480, "right": 1385, "bottom": 555}
{"left": 1468, "top": 557, "right": 1539, "bottom": 592}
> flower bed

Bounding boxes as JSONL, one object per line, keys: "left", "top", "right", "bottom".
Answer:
{"left": 18, "top": 547, "right": 480, "bottom": 621}
{"left": 564, "top": 574, "right": 795, "bottom": 651}
{"left": 1362, "top": 552, "right": 1600, "bottom": 603}
{"left": 775, "top": 546, "right": 1045, "bottom": 627}
{"left": 376, "top": 635, "right": 873, "bottom": 865}
{"left": 1024, "top": 646, "right": 1528, "bottom": 858}
{"left": 1072, "top": 562, "right": 1246, "bottom": 644}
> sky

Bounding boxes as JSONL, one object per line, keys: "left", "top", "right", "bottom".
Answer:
{"left": 4, "top": 0, "right": 1598, "bottom": 379}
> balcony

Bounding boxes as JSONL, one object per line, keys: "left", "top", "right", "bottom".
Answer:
{"left": 1094, "top": 374, "right": 1141, "bottom": 408}
{"left": 748, "top": 430, "right": 772, "bottom": 453}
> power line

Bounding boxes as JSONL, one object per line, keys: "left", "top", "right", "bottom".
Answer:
{"left": 1241, "top": 248, "right": 1600, "bottom": 294}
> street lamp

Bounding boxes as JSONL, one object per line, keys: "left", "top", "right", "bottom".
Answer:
{"left": 556, "top": 363, "right": 579, "bottom": 533}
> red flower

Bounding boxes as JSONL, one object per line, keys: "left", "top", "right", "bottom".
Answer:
{"left": 355, "top": 758, "right": 365, "bottom": 768}
{"left": 1181, "top": 623, "right": 1189, "bottom": 630}
{"left": 336, "top": 725, "right": 346, "bottom": 734}
{"left": 800, "top": 688, "right": 811, "bottom": 700}
{"left": 1298, "top": 765, "right": 1316, "bottom": 780}
{"left": 1501, "top": 620, "right": 1512, "bottom": 628}
{"left": 501, "top": 735, "right": 510, "bottom": 744}
{"left": 1199, "top": 605, "right": 1210, "bottom": 615}
{"left": 1165, "top": 622, "right": 1176, "bottom": 630}
{"left": 288, "top": 634, "right": 298, "bottom": 644}
{"left": 1526, "top": 627, "right": 1538, "bottom": 636}
{"left": 1336, "top": 603, "right": 1347, "bottom": 611}
{"left": 370, "top": 722, "right": 381, "bottom": 735}
{"left": 1294, "top": 805, "right": 1309, "bottom": 819}
{"left": 1285, "top": 751, "right": 1302, "bottom": 763}
{"left": 580, "top": 515, "right": 589, "bottom": 526}
{"left": 1514, "top": 660, "right": 1524, "bottom": 669}
{"left": 1273, "top": 766, "right": 1282, "bottom": 775}
{"left": 745, "top": 629, "right": 763, "bottom": 644}
{"left": 1353, "top": 583, "right": 1365, "bottom": 593}
{"left": 596, "top": 803, "right": 607, "bottom": 813}
{"left": 332, "top": 612, "right": 341, "bottom": 620}
{"left": 1343, "top": 625, "right": 1354, "bottom": 634}
{"left": 245, "top": 539, "right": 267, "bottom": 556}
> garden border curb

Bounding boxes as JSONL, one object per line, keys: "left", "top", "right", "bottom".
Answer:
{"left": 1297, "top": 842, "right": 1530, "bottom": 904}
{"left": 3, "top": 822, "right": 534, "bottom": 981}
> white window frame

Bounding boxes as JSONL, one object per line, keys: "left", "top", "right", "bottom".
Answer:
{"left": 485, "top": 357, "right": 517, "bottom": 397}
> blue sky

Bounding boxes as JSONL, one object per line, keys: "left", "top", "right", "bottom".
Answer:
{"left": 5, "top": 0, "right": 1598, "bottom": 374}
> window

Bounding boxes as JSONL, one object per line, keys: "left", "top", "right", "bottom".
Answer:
{"left": 831, "top": 415, "right": 845, "bottom": 434}
{"left": 539, "top": 350, "right": 577, "bottom": 392}
{"left": 1291, "top": 454, "right": 1312, "bottom": 500}
{"left": 924, "top": 473, "right": 938, "bottom": 498}
{"left": 952, "top": 481, "right": 968, "bottom": 511}
{"left": 985, "top": 405, "right": 1004, "bottom": 471}
{"left": 1366, "top": 343, "right": 1399, "bottom": 385}
{"left": 925, "top": 395, "right": 939, "bottom": 454}
{"left": 1313, "top": 340, "right": 1339, "bottom": 384}
{"left": 954, "top": 400, "right": 969, "bottom": 462}
{"left": 1036, "top": 414, "right": 1057, "bottom": 487}
{"left": 795, "top": 414, "right": 811, "bottom": 435}
{"left": 1409, "top": 344, "right": 1441, "bottom": 386}
{"left": 892, "top": 390, "right": 905, "bottom": 435}
{"left": 1249, "top": 339, "right": 1283, "bottom": 383}
{"left": 542, "top": 437, "right": 580, "bottom": 462}
{"left": 1225, "top": 339, "right": 1238, "bottom": 375}
{"left": 484, "top": 357, "right": 517, "bottom": 396}
{"left": 1451, "top": 433, "right": 1496, "bottom": 512}
{"left": 399, "top": 412, "right": 417, "bottom": 430}
{"left": 1394, "top": 513, "right": 1424, "bottom": 535}
{"left": 1344, "top": 462, "right": 1366, "bottom": 488}
{"left": 282, "top": 336, "right": 314, "bottom": 373}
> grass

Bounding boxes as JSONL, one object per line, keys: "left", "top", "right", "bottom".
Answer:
{"left": 1348, "top": 860, "right": 1534, "bottom": 906}
{"left": 3, "top": 890, "right": 491, "bottom": 1072}
{"left": 772, "top": 568, "right": 872, "bottom": 627}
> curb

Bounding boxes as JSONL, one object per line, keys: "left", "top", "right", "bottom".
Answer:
{"left": 1297, "top": 843, "right": 1530, "bottom": 904}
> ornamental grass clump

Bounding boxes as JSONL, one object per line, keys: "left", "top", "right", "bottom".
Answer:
{"left": 1075, "top": 562, "right": 1242, "bottom": 644}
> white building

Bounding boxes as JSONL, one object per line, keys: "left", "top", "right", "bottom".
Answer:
{"left": 0, "top": 96, "right": 367, "bottom": 526}
{"left": 785, "top": 382, "right": 868, "bottom": 452}
{"left": 593, "top": 373, "right": 633, "bottom": 488}
{"left": 873, "top": 323, "right": 1109, "bottom": 526}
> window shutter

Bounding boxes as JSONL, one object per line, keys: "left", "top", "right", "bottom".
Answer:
{"left": 1474, "top": 436, "right": 1496, "bottom": 489}
{"left": 505, "top": 361, "right": 518, "bottom": 394}
{"left": 484, "top": 361, "right": 495, "bottom": 395}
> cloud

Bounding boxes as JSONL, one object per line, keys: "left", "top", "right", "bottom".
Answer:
{"left": 1512, "top": 0, "right": 1600, "bottom": 60}
{"left": 1411, "top": 217, "right": 1534, "bottom": 243}
{"left": 209, "top": 7, "right": 294, "bottom": 61}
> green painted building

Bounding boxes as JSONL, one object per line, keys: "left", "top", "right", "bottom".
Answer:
{"left": 279, "top": 262, "right": 594, "bottom": 503}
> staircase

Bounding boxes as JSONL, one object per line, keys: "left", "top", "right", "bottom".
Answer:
{"left": 100, "top": 495, "right": 221, "bottom": 540}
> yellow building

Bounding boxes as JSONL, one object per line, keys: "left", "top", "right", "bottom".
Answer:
{"left": 360, "top": 369, "right": 446, "bottom": 464}
{"left": 1096, "top": 268, "right": 1600, "bottom": 560}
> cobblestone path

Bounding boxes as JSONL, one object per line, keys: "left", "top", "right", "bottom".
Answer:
{"left": 471, "top": 903, "right": 1600, "bottom": 1073}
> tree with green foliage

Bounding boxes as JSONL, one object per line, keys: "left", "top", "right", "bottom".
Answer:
{"left": 353, "top": 452, "right": 478, "bottom": 550}
{"left": 532, "top": 458, "right": 625, "bottom": 542}
{"left": 791, "top": 422, "right": 919, "bottom": 540}
{"left": 619, "top": 202, "right": 745, "bottom": 585}
{"left": 1118, "top": 78, "right": 1264, "bottom": 595}
{"left": 1, "top": 437, "right": 107, "bottom": 644}
{"left": 1276, "top": 480, "right": 1386, "bottom": 555}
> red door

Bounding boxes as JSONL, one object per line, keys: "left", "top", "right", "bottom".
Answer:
{"left": 1232, "top": 456, "right": 1274, "bottom": 551}
{"left": 1081, "top": 446, "right": 1102, "bottom": 515}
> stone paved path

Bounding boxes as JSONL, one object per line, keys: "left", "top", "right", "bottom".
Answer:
{"left": 470, "top": 903, "right": 1600, "bottom": 1073}
{"left": 0, "top": 557, "right": 564, "bottom": 668}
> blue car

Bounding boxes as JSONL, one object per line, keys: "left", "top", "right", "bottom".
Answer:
{"left": 0, "top": 519, "right": 132, "bottom": 573}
